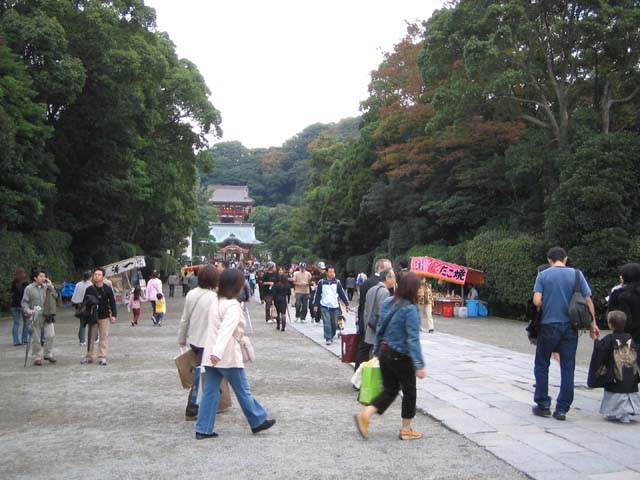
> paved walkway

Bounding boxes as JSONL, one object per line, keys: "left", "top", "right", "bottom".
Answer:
{"left": 291, "top": 311, "right": 640, "bottom": 480}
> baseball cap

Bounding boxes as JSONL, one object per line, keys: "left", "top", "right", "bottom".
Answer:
{"left": 266, "top": 261, "right": 276, "bottom": 268}
{"left": 299, "top": 262, "right": 307, "bottom": 268}
{"left": 317, "top": 262, "right": 326, "bottom": 269}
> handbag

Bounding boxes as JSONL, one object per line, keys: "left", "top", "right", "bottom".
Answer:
{"left": 234, "top": 333, "right": 255, "bottom": 363}
{"left": 175, "top": 348, "right": 197, "bottom": 389}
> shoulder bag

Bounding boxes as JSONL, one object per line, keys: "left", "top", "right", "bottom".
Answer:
{"left": 569, "top": 269, "right": 592, "bottom": 331}
{"left": 174, "top": 290, "right": 210, "bottom": 388}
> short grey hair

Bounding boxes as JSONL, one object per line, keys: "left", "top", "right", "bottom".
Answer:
{"left": 380, "top": 268, "right": 395, "bottom": 281}
{"left": 375, "top": 258, "right": 392, "bottom": 274}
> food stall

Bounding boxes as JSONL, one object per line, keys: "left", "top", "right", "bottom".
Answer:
{"left": 410, "top": 256, "right": 486, "bottom": 317}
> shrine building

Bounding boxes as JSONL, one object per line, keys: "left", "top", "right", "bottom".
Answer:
{"left": 208, "top": 185, "right": 254, "bottom": 223}
{"left": 207, "top": 185, "right": 262, "bottom": 263}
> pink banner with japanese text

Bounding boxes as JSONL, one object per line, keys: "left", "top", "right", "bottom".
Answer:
{"left": 410, "top": 257, "right": 469, "bottom": 285}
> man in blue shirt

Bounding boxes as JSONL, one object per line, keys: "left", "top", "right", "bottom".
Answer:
{"left": 532, "top": 247, "right": 598, "bottom": 420}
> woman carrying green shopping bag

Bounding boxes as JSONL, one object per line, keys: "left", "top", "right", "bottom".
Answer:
{"left": 354, "top": 272, "right": 426, "bottom": 440}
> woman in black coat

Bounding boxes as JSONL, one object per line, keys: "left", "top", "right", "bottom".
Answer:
{"left": 273, "top": 274, "right": 291, "bottom": 332}
{"left": 610, "top": 263, "right": 640, "bottom": 344}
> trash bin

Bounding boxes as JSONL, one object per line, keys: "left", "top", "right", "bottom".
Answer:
{"left": 467, "top": 299, "right": 479, "bottom": 317}
{"left": 442, "top": 303, "right": 454, "bottom": 317}
{"left": 458, "top": 307, "right": 468, "bottom": 318}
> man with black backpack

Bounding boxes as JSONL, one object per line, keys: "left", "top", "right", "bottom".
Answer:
{"left": 531, "top": 247, "right": 598, "bottom": 421}
{"left": 82, "top": 268, "right": 117, "bottom": 366}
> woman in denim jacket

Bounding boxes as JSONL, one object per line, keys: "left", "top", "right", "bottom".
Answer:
{"left": 355, "top": 272, "right": 426, "bottom": 440}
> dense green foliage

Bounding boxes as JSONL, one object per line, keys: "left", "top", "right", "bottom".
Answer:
{"left": 0, "top": 0, "right": 220, "bottom": 307}
{"left": 208, "top": 2, "right": 639, "bottom": 317}
{"left": 202, "top": 119, "right": 359, "bottom": 207}
{"left": 3, "top": 0, "right": 639, "bottom": 319}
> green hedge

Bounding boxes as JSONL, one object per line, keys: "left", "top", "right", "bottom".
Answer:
{"left": 464, "top": 230, "right": 546, "bottom": 317}
{"left": 0, "top": 229, "right": 74, "bottom": 309}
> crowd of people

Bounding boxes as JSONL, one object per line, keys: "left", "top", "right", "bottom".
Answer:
{"left": 6, "top": 248, "right": 640, "bottom": 440}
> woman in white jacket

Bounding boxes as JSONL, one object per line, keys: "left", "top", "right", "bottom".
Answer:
{"left": 177, "top": 265, "right": 219, "bottom": 421}
{"left": 195, "top": 268, "right": 276, "bottom": 440}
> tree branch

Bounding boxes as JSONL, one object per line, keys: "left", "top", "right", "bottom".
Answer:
{"left": 520, "top": 113, "right": 550, "bottom": 129}
{"left": 608, "top": 87, "right": 640, "bottom": 106}
{"left": 503, "top": 95, "right": 548, "bottom": 108}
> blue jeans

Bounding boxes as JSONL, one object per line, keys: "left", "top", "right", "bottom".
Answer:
{"left": 169, "top": 285, "right": 175, "bottom": 297}
{"left": 78, "top": 318, "right": 86, "bottom": 344}
{"left": 295, "top": 293, "right": 309, "bottom": 320}
{"left": 534, "top": 322, "right": 578, "bottom": 413}
{"left": 320, "top": 307, "right": 338, "bottom": 341}
{"left": 195, "top": 366, "right": 268, "bottom": 435}
{"left": 11, "top": 307, "right": 28, "bottom": 345}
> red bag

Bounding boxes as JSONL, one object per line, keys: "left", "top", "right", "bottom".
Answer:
{"left": 341, "top": 333, "right": 359, "bottom": 363}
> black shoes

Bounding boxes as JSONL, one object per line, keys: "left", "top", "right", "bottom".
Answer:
{"left": 532, "top": 405, "right": 566, "bottom": 420}
{"left": 532, "top": 405, "right": 551, "bottom": 417}
{"left": 195, "top": 432, "right": 219, "bottom": 440}
{"left": 553, "top": 411, "right": 566, "bottom": 421}
{"left": 251, "top": 419, "right": 276, "bottom": 434}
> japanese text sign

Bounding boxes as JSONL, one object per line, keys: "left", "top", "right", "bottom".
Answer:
{"left": 410, "top": 257, "right": 469, "bottom": 285}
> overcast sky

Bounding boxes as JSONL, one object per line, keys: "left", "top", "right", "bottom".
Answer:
{"left": 145, "top": 0, "right": 444, "bottom": 149}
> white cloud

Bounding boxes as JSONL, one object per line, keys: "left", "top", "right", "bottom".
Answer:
{"left": 145, "top": 0, "right": 444, "bottom": 148}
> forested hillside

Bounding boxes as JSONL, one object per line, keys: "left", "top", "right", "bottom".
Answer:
{"left": 201, "top": 118, "right": 360, "bottom": 207}
{"left": 0, "top": 0, "right": 220, "bottom": 306}
{"left": 224, "top": 3, "right": 640, "bottom": 317}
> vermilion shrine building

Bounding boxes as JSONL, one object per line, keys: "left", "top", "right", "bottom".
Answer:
{"left": 207, "top": 185, "right": 262, "bottom": 262}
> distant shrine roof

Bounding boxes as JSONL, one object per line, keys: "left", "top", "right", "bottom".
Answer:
{"left": 209, "top": 223, "right": 262, "bottom": 245}
{"left": 208, "top": 185, "right": 254, "bottom": 204}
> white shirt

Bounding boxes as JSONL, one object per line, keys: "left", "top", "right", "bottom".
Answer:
{"left": 71, "top": 280, "right": 93, "bottom": 305}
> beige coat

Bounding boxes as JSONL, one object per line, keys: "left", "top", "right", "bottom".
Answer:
{"left": 201, "top": 297, "right": 246, "bottom": 369}
{"left": 177, "top": 288, "right": 217, "bottom": 348}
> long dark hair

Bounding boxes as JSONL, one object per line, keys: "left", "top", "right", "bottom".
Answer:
{"left": 394, "top": 272, "right": 421, "bottom": 304}
{"left": 12, "top": 267, "right": 27, "bottom": 289}
{"left": 621, "top": 263, "right": 640, "bottom": 293}
{"left": 133, "top": 287, "right": 141, "bottom": 301}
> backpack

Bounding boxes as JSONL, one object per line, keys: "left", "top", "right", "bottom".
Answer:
{"left": 568, "top": 269, "right": 592, "bottom": 331}
{"left": 74, "top": 293, "right": 100, "bottom": 326}
{"left": 612, "top": 338, "right": 640, "bottom": 383}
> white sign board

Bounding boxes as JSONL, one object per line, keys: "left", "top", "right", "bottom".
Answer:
{"left": 102, "top": 256, "right": 146, "bottom": 277}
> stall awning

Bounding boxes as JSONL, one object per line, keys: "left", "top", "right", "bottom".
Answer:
{"left": 410, "top": 256, "right": 485, "bottom": 285}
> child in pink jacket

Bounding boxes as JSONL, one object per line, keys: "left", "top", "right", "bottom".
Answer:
{"left": 127, "top": 287, "right": 145, "bottom": 326}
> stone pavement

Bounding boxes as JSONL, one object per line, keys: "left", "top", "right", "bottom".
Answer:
{"left": 290, "top": 311, "right": 640, "bottom": 480}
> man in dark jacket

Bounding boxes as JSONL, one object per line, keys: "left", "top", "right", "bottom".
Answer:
{"left": 313, "top": 265, "right": 350, "bottom": 345}
{"left": 261, "top": 262, "right": 278, "bottom": 323}
{"left": 355, "top": 259, "right": 392, "bottom": 369}
{"left": 82, "top": 268, "right": 117, "bottom": 366}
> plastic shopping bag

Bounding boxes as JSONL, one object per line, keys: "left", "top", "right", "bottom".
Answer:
{"left": 358, "top": 360, "right": 383, "bottom": 405}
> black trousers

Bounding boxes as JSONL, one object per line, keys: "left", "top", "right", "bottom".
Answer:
{"left": 355, "top": 334, "right": 373, "bottom": 370}
{"left": 371, "top": 345, "right": 417, "bottom": 419}
{"left": 264, "top": 295, "right": 274, "bottom": 321}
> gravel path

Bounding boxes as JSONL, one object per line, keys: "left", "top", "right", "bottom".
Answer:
{"left": 0, "top": 293, "right": 528, "bottom": 480}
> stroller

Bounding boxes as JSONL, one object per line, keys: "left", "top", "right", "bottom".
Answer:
{"left": 337, "top": 307, "right": 346, "bottom": 338}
